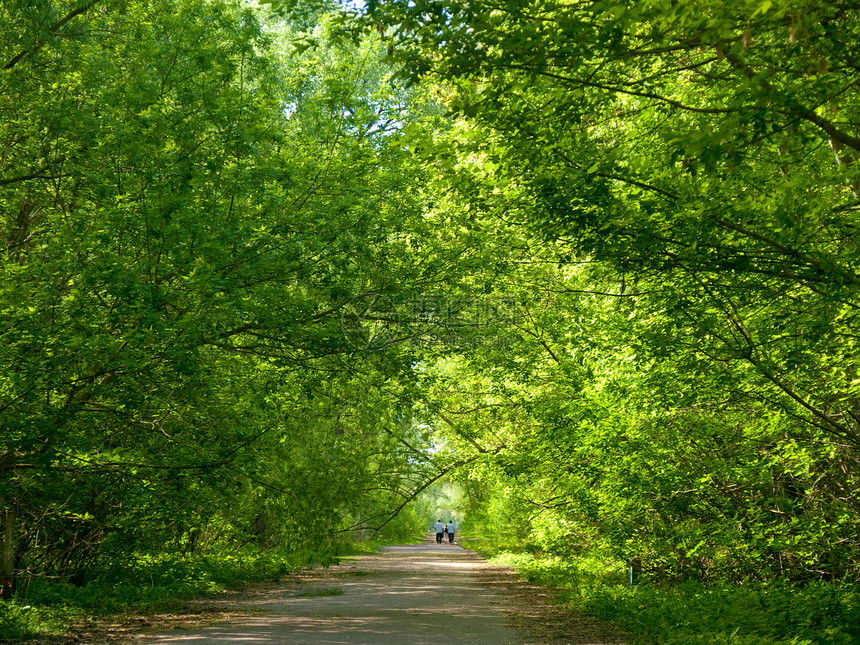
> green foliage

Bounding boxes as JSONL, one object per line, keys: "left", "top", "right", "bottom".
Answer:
{"left": 28, "top": 551, "right": 286, "bottom": 612}
{"left": 580, "top": 581, "right": 860, "bottom": 645}
{"left": 373, "top": 502, "right": 426, "bottom": 544}
{"left": 0, "top": 542, "right": 360, "bottom": 639}
{"left": 469, "top": 540, "right": 860, "bottom": 645}
{"left": 366, "top": 0, "right": 860, "bottom": 587}
{"left": 0, "top": 602, "right": 74, "bottom": 641}
{"left": 4, "top": 1, "right": 860, "bottom": 642}
{"left": 0, "top": 0, "right": 438, "bottom": 596}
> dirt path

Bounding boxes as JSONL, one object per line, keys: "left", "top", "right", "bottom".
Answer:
{"left": 115, "top": 538, "right": 627, "bottom": 645}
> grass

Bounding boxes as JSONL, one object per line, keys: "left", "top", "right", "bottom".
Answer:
{"left": 295, "top": 588, "right": 345, "bottom": 598}
{"left": 0, "top": 541, "right": 377, "bottom": 642}
{"left": 0, "top": 602, "right": 77, "bottom": 641}
{"left": 462, "top": 538, "right": 860, "bottom": 645}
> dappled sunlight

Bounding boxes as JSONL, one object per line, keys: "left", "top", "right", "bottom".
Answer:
{"left": 140, "top": 539, "right": 631, "bottom": 644}
{"left": 431, "top": 561, "right": 479, "bottom": 568}
{"left": 142, "top": 546, "right": 530, "bottom": 644}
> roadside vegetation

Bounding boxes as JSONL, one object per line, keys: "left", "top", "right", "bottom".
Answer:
{"left": 0, "top": 537, "right": 414, "bottom": 641}
{"left": 464, "top": 537, "right": 860, "bottom": 645}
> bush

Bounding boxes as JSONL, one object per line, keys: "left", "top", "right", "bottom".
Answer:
{"left": 465, "top": 538, "right": 860, "bottom": 645}
{"left": 580, "top": 579, "right": 860, "bottom": 645}
{"left": 2, "top": 541, "right": 359, "bottom": 640}
{"left": 0, "top": 602, "right": 74, "bottom": 641}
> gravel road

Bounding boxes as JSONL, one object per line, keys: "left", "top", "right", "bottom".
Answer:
{"left": 133, "top": 539, "right": 627, "bottom": 645}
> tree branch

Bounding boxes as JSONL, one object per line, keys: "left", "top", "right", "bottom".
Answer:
{"left": 5, "top": 1, "right": 101, "bottom": 70}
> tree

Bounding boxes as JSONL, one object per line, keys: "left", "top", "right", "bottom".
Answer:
{"left": 0, "top": 0, "right": 439, "bottom": 592}
{"left": 362, "top": 0, "right": 860, "bottom": 580}
{"left": 370, "top": 0, "right": 860, "bottom": 436}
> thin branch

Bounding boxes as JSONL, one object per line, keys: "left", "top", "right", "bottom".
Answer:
{"left": 5, "top": 1, "right": 101, "bottom": 70}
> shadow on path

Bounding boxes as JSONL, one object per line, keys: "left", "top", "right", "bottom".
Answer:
{"left": 138, "top": 536, "right": 627, "bottom": 645}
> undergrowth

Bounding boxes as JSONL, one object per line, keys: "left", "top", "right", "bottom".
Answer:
{"left": 0, "top": 541, "right": 380, "bottom": 642}
{"left": 464, "top": 539, "right": 860, "bottom": 645}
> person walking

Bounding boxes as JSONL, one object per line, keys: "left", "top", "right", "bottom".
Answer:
{"left": 447, "top": 519, "right": 455, "bottom": 544}
{"left": 434, "top": 519, "right": 444, "bottom": 544}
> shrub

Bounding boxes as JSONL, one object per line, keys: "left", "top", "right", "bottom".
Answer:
{"left": 466, "top": 538, "right": 860, "bottom": 645}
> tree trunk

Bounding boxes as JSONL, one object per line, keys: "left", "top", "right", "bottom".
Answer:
{"left": 0, "top": 510, "right": 14, "bottom": 600}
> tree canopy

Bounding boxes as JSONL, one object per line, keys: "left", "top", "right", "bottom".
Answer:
{"left": 2, "top": 0, "right": 860, "bottom": 601}
{"left": 364, "top": 0, "right": 860, "bottom": 581}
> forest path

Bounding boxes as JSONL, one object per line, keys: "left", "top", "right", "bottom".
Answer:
{"left": 135, "top": 537, "right": 627, "bottom": 645}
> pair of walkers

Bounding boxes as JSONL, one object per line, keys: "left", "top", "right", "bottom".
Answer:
{"left": 434, "top": 519, "right": 455, "bottom": 544}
